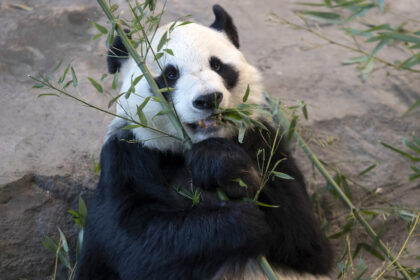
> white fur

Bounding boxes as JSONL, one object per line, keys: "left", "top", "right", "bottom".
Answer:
{"left": 111, "top": 22, "right": 264, "bottom": 152}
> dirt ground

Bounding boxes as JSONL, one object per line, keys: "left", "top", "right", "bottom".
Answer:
{"left": 0, "top": 0, "right": 419, "bottom": 279}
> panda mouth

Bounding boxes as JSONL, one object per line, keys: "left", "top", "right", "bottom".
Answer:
{"left": 186, "top": 114, "right": 222, "bottom": 131}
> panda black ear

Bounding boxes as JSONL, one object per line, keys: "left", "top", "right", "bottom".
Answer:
{"left": 209, "top": 5, "right": 240, "bottom": 48}
{"left": 107, "top": 29, "right": 131, "bottom": 74}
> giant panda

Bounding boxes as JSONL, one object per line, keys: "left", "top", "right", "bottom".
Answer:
{"left": 75, "top": 4, "right": 333, "bottom": 280}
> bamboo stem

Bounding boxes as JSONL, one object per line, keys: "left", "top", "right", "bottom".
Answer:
{"left": 274, "top": 102, "right": 412, "bottom": 280}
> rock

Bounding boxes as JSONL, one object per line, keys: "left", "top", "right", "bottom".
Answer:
{"left": 0, "top": 174, "right": 92, "bottom": 280}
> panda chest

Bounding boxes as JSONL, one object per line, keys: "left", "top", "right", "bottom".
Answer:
{"left": 159, "top": 154, "right": 193, "bottom": 192}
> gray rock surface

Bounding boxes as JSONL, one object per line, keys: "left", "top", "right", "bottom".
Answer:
{"left": 0, "top": 0, "right": 419, "bottom": 279}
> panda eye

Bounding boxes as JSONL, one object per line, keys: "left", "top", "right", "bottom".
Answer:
{"left": 210, "top": 57, "right": 222, "bottom": 72}
{"left": 164, "top": 65, "right": 179, "bottom": 80}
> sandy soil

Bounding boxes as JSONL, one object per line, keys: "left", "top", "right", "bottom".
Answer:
{"left": 0, "top": 0, "right": 419, "bottom": 279}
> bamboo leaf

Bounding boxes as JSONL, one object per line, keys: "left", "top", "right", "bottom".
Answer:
{"left": 381, "top": 32, "right": 420, "bottom": 43}
{"left": 91, "top": 21, "right": 108, "bottom": 34}
{"left": 163, "top": 48, "right": 174, "bottom": 56}
{"left": 154, "top": 52, "right": 164, "bottom": 61}
{"left": 404, "top": 99, "right": 420, "bottom": 115}
{"left": 232, "top": 178, "right": 248, "bottom": 188}
{"left": 71, "top": 67, "right": 78, "bottom": 87}
{"left": 381, "top": 142, "right": 420, "bottom": 162}
{"left": 342, "top": 55, "right": 368, "bottom": 65}
{"left": 287, "top": 115, "right": 297, "bottom": 142}
{"left": 358, "top": 163, "right": 376, "bottom": 176}
{"left": 157, "top": 31, "right": 168, "bottom": 52}
{"left": 112, "top": 71, "right": 119, "bottom": 90}
{"left": 272, "top": 171, "right": 294, "bottom": 180}
{"left": 178, "top": 20, "right": 192, "bottom": 26}
{"left": 57, "top": 228, "right": 69, "bottom": 254}
{"left": 402, "top": 138, "right": 420, "bottom": 154}
{"left": 123, "top": 124, "right": 144, "bottom": 130}
{"left": 37, "top": 93, "right": 59, "bottom": 98}
{"left": 255, "top": 201, "right": 280, "bottom": 208}
{"left": 299, "top": 11, "right": 341, "bottom": 23}
{"left": 242, "top": 84, "right": 250, "bottom": 103}
{"left": 107, "top": 92, "right": 125, "bottom": 108}
{"left": 87, "top": 77, "right": 103, "bottom": 93}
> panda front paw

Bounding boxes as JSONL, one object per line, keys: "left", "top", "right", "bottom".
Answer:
{"left": 186, "top": 138, "right": 261, "bottom": 199}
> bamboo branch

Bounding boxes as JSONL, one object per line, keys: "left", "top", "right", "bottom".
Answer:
{"left": 277, "top": 16, "right": 420, "bottom": 74}
{"left": 274, "top": 99, "right": 413, "bottom": 280}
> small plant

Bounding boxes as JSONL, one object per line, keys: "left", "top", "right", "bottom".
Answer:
{"left": 381, "top": 135, "right": 420, "bottom": 181}
{"left": 41, "top": 196, "right": 87, "bottom": 280}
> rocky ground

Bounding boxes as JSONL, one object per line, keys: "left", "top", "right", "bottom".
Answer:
{"left": 0, "top": 0, "right": 419, "bottom": 279}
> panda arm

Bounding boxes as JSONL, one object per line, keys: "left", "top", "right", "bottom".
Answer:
{"left": 241, "top": 125, "right": 334, "bottom": 275}
{"left": 96, "top": 132, "right": 273, "bottom": 279}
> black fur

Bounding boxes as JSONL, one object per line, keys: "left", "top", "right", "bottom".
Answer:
{"left": 210, "top": 56, "right": 239, "bottom": 89}
{"left": 75, "top": 123, "right": 333, "bottom": 280}
{"left": 210, "top": 5, "right": 240, "bottom": 48}
{"left": 107, "top": 29, "right": 130, "bottom": 74}
{"left": 154, "top": 64, "right": 180, "bottom": 100}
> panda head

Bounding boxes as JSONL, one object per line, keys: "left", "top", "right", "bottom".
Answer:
{"left": 107, "top": 5, "right": 264, "bottom": 152}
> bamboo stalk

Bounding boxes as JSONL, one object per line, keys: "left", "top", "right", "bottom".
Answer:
{"left": 274, "top": 102, "right": 412, "bottom": 280}
{"left": 97, "top": 0, "right": 192, "bottom": 148}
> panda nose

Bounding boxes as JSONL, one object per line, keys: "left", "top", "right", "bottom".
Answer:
{"left": 193, "top": 92, "right": 223, "bottom": 110}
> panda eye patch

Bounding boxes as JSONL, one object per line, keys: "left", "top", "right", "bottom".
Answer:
{"left": 209, "top": 56, "right": 239, "bottom": 89}
{"left": 210, "top": 57, "right": 222, "bottom": 72}
{"left": 164, "top": 65, "right": 179, "bottom": 80}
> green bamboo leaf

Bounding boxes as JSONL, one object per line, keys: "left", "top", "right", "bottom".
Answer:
{"left": 91, "top": 21, "right": 108, "bottom": 34}
{"left": 87, "top": 77, "right": 103, "bottom": 93}
{"left": 302, "top": 103, "right": 308, "bottom": 120}
{"left": 287, "top": 115, "right": 297, "bottom": 142}
{"left": 299, "top": 11, "right": 341, "bottom": 23}
{"left": 399, "top": 54, "right": 420, "bottom": 69}
{"left": 178, "top": 20, "right": 192, "bottom": 26}
{"left": 107, "top": 92, "right": 125, "bottom": 108}
{"left": 366, "top": 24, "right": 391, "bottom": 32}
{"left": 59, "top": 63, "right": 71, "bottom": 84}
{"left": 404, "top": 99, "right": 420, "bottom": 115}
{"left": 52, "top": 58, "right": 64, "bottom": 74}
{"left": 71, "top": 67, "right": 78, "bottom": 87}
{"left": 342, "top": 56, "right": 369, "bottom": 65}
{"left": 92, "top": 33, "right": 103, "bottom": 40}
{"left": 42, "top": 236, "right": 59, "bottom": 255}
{"left": 255, "top": 201, "right": 280, "bottom": 208}
{"left": 333, "top": 0, "right": 365, "bottom": 8}
{"left": 360, "top": 57, "right": 374, "bottom": 82}
{"left": 132, "top": 74, "right": 144, "bottom": 86}
{"left": 381, "top": 142, "right": 420, "bottom": 162}
{"left": 78, "top": 196, "right": 87, "bottom": 223}
{"left": 295, "top": 2, "right": 327, "bottom": 7}
{"left": 37, "top": 93, "right": 59, "bottom": 98}
{"left": 163, "top": 48, "right": 174, "bottom": 56}
{"left": 242, "top": 84, "right": 250, "bottom": 103}
{"left": 157, "top": 31, "right": 168, "bottom": 52}
{"left": 232, "top": 178, "right": 248, "bottom": 188}
{"left": 32, "top": 83, "right": 46, "bottom": 89}
{"left": 380, "top": 32, "right": 420, "bottom": 43}
{"left": 272, "top": 171, "right": 294, "bottom": 180}
{"left": 112, "top": 71, "right": 119, "bottom": 90}
{"left": 57, "top": 228, "right": 69, "bottom": 254}
{"left": 63, "top": 80, "right": 73, "bottom": 89}
{"left": 109, "top": 4, "right": 118, "bottom": 13}
{"left": 358, "top": 163, "right": 376, "bottom": 176}
{"left": 137, "top": 107, "right": 148, "bottom": 126}
{"left": 154, "top": 52, "right": 164, "bottom": 61}
{"left": 402, "top": 138, "right": 420, "bottom": 154}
